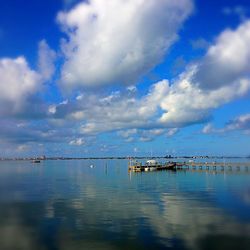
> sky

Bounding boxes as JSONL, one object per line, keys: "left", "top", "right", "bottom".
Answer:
{"left": 0, "top": 0, "right": 250, "bottom": 157}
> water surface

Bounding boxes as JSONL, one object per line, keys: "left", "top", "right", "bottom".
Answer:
{"left": 0, "top": 159, "right": 249, "bottom": 250}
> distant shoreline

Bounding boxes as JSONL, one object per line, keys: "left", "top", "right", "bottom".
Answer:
{"left": 1, "top": 155, "right": 249, "bottom": 161}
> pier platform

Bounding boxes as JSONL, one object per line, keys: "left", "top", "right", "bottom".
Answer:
{"left": 128, "top": 161, "right": 250, "bottom": 172}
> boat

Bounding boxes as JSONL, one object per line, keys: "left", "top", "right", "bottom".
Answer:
{"left": 144, "top": 166, "right": 157, "bottom": 171}
{"left": 146, "top": 159, "right": 158, "bottom": 165}
{"left": 128, "top": 159, "right": 176, "bottom": 172}
{"left": 145, "top": 160, "right": 158, "bottom": 171}
{"left": 31, "top": 160, "right": 41, "bottom": 163}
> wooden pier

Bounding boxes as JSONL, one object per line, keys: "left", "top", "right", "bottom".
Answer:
{"left": 175, "top": 162, "right": 250, "bottom": 173}
{"left": 129, "top": 161, "right": 250, "bottom": 172}
{"left": 183, "top": 161, "right": 250, "bottom": 167}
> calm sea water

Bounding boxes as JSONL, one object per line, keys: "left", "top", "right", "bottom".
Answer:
{"left": 0, "top": 159, "right": 249, "bottom": 250}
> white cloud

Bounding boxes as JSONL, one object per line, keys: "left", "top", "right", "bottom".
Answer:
{"left": 194, "top": 20, "right": 250, "bottom": 89}
{"left": 44, "top": 79, "right": 171, "bottom": 143}
{"left": 124, "top": 137, "right": 135, "bottom": 143}
{"left": 69, "top": 137, "right": 85, "bottom": 146}
{"left": 139, "top": 136, "right": 153, "bottom": 142}
{"left": 44, "top": 20, "right": 250, "bottom": 144}
{"left": 69, "top": 110, "right": 85, "bottom": 120}
{"left": 159, "top": 65, "right": 250, "bottom": 127}
{"left": 38, "top": 40, "right": 56, "bottom": 81}
{"left": 117, "top": 129, "right": 138, "bottom": 139}
{"left": 160, "top": 20, "right": 250, "bottom": 127}
{"left": 4, "top": 18, "right": 247, "bottom": 148}
{"left": 0, "top": 57, "right": 41, "bottom": 113}
{"left": 117, "top": 128, "right": 165, "bottom": 142}
{"left": 166, "top": 128, "right": 179, "bottom": 137}
{"left": 0, "top": 40, "right": 56, "bottom": 118}
{"left": 147, "top": 129, "right": 165, "bottom": 136}
{"left": 75, "top": 80, "right": 169, "bottom": 135}
{"left": 202, "top": 123, "right": 214, "bottom": 134}
{"left": 226, "top": 113, "right": 250, "bottom": 131}
{"left": 48, "top": 105, "right": 57, "bottom": 115}
{"left": 202, "top": 114, "right": 250, "bottom": 134}
{"left": 57, "top": 0, "right": 193, "bottom": 89}
{"left": 138, "top": 129, "right": 165, "bottom": 142}
{"left": 50, "top": 60, "right": 250, "bottom": 138}
{"left": 17, "top": 144, "right": 30, "bottom": 152}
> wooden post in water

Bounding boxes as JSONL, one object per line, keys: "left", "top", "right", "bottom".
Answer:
{"left": 105, "top": 162, "right": 108, "bottom": 174}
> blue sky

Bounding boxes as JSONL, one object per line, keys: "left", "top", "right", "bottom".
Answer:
{"left": 0, "top": 0, "right": 250, "bottom": 157}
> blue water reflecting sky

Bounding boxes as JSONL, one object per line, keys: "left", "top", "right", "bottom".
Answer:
{"left": 0, "top": 160, "right": 249, "bottom": 250}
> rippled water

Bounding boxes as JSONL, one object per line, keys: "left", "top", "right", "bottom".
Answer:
{"left": 0, "top": 159, "right": 249, "bottom": 250}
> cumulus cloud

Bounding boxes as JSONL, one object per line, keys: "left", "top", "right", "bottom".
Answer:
{"left": 138, "top": 129, "right": 165, "bottom": 142}
{"left": 117, "top": 128, "right": 165, "bottom": 142}
{"left": 0, "top": 116, "right": 89, "bottom": 156}
{"left": 159, "top": 65, "right": 250, "bottom": 127}
{"left": 0, "top": 40, "right": 56, "bottom": 118}
{"left": 194, "top": 20, "right": 250, "bottom": 90}
{"left": 226, "top": 114, "right": 250, "bottom": 131}
{"left": 57, "top": 0, "right": 193, "bottom": 89}
{"left": 3, "top": 10, "right": 250, "bottom": 152}
{"left": 0, "top": 57, "right": 42, "bottom": 114}
{"left": 60, "top": 80, "right": 169, "bottom": 135}
{"left": 43, "top": 19, "right": 250, "bottom": 143}
{"left": 202, "top": 114, "right": 250, "bottom": 134}
{"left": 159, "top": 20, "right": 250, "bottom": 127}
